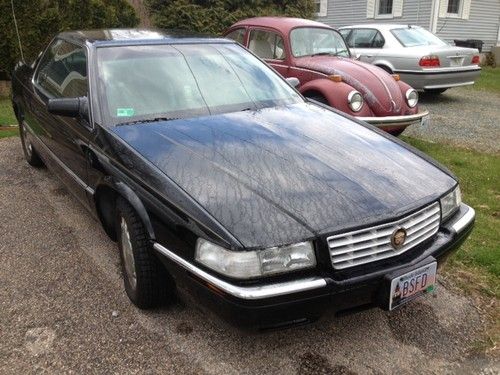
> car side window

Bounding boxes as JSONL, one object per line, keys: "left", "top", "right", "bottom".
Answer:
{"left": 226, "top": 28, "right": 246, "bottom": 45}
{"left": 372, "top": 31, "right": 385, "bottom": 48}
{"left": 35, "top": 40, "right": 88, "bottom": 98}
{"left": 339, "top": 29, "right": 351, "bottom": 41}
{"left": 248, "top": 30, "right": 285, "bottom": 60}
{"left": 349, "top": 29, "right": 380, "bottom": 48}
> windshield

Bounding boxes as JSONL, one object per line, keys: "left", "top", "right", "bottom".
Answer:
{"left": 290, "top": 27, "right": 350, "bottom": 58}
{"left": 391, "top": 27, "right": 449, "bottom": 47}
{"left": 96, "top": 43, "right": 302, "bottom": 125}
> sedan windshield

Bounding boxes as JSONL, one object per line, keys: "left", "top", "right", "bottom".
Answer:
{"left": 391, "top": 27, "right": 449, "bottom": 47}
{"left": 290, "top": 27, "right": 350, "bottom": 58}
{"left": 96, "top": 43, "right": 302, "bottom": 125}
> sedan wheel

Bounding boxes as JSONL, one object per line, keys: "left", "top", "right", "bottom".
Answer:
{"left": 20, "top": 123, "right": 44, "bottom": 167}
{"left": 116, "top": 197, "right": 174, "bottom": 309}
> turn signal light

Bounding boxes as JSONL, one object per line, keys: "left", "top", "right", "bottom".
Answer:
{"left": 329, "top": 74, "right": 343, "bottom": 82}
{"left": 471, "top": 55, "right": 480, "bottom": 64}
{"left": 419, "top": 55, "right": 440, "bottom": 67}
{"left": 392, "top": 74, "right": 400, "bottom": 81}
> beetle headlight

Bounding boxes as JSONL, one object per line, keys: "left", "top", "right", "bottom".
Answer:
{"left": 348, "top": 91, "right": 363, "bottom": 112}
{"left": 195, "top": 239, "right": 316, "bottom": 279}
{"left": 405, "top": 89, "right": 418, "bottom": 108}
{"left": 440, "top": 185, "right": 461, "bottom": 221}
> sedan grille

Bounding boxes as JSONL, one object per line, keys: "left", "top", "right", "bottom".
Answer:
{"left": 327, "top": 202, "right": 441, "bottom": 269}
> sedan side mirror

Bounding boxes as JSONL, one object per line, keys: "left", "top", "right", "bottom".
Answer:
{"left": 286, "top": 77, "right": 300, "bottom": 88}
{"left": 47, "top": 96, "right": 89, "bottom": 121}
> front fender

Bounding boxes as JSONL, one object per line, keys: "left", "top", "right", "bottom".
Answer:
{"left": 300, "top": 79, "right": 374, "bottom": 117}
{"left": 94, "top": 176, "right": 156, "bottom": 241}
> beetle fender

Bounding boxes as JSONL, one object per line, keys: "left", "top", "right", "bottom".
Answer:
{"left": 300, "top": 79, "right": 374, "bottom": 117}
{"left": 94, "top": 177, "right": 156, "bottom": 242}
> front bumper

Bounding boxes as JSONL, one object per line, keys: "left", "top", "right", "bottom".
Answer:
{"left": 358, "top": 110, "right": 429, "bottom": 131}
{"left": 154, "top": 203, "right": 475, "bottom": 329}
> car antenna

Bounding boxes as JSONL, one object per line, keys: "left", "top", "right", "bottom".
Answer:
{"left": 10, "top": 0, "right": 25, "bottom": 63}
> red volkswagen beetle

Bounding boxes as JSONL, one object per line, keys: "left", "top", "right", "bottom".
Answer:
{"left": 225, "top": 17, "right": 429, "bottom": 135}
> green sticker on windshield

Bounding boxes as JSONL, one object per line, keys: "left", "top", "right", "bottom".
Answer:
{"left": 117, "top": 108, "right": 135, "bottom": 117}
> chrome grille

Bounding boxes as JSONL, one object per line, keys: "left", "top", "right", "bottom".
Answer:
{"left": 327, "top": 202, "right": 441, "bottom": 269}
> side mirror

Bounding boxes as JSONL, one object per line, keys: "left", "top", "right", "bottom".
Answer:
{"left": 286, "top": 77, "right": 300, "bottom": 88}
{"left": 47, "top": 96, "right": 89, "bottom": 120}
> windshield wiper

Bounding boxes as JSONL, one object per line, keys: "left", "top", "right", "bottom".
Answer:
{"left": 311, "top": 52, "right": 334, "bottom": 57}
{"left": 333, "top": 49, "right": 349, "bottom": 56}
{"left": 116, "top": 116, "right": 180, "bottom": 126}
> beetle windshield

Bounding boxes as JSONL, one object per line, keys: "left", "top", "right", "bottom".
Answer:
{"left": 290, "top": 27, "right": 350, "bottom": 58}
{"left": 96, "top": 43, "right": 302, "bottom": 125}
{"left": 391, "top": 28, "right": 449, "bottom": 47}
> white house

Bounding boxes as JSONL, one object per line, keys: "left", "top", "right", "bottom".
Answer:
{"left": 315, "top": 0, "right": 500, "bottom": 51}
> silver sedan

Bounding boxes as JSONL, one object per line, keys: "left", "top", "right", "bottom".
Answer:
{"left": 339, "top": 24, "right": 481, "bottom": 94}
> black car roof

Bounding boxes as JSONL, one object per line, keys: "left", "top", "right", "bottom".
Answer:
{"left": 58, "top": 28, "right": 232, "bottom": 47}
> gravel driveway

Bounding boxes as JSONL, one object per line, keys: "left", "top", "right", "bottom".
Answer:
{"left": 0, "top": 137, "right": 498, "bottom": 374}
{"left": 405, "top": 88, "right": 500, "bottom": 153}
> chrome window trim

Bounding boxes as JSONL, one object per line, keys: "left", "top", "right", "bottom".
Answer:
{"left": 153, "top": 243, "right": 327, "bottom": 300}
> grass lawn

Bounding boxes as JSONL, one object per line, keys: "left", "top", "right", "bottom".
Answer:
{"left": 403, "top": 137, "right": 500, "bottom": 298}
{"left": 0, "top": 96, "right": 17, "bottom": 126}
{"left": 469, "top": 67, "right": 500, "bottom": 94}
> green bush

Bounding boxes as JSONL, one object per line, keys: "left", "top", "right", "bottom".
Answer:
{"left": 0, "top": 0, "right": 139, "bottom": 77}
{"left": 146, "top": 0, "right": 315, "bottom": 34}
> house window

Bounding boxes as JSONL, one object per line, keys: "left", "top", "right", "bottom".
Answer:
{"left": 315, "top": 0, "right": 327, "bottom": 17}
{"left": 447, "top": 0, "right": 461, "bottom": 14}
{"left": 378, "top": 0, "right": 393, "bottom": 15}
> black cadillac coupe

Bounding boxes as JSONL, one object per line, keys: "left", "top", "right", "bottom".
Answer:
{"left": 11, "top": 29, "right": 475, "bottom": 329}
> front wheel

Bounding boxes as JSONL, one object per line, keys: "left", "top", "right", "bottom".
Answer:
{"left": 116, "top": 197, "right": 174, "bottom": 309}
{"left": 20, "top": 122, "right": 44, "bottom": 167}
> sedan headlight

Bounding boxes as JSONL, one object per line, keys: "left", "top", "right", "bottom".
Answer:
{"left": 440, "top": 185, "right": 461, "bottom": 221}
{"left": 405, "top": 89, "right": 418, "bottom": 108}
{"left": 195, "top": 239, "right": 316, "bottom": 279}
{"left": 347, "top": 91, "right": 363, "bottom": 112}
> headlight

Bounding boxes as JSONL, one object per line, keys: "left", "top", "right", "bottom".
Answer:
{"left": 440, "top": 185, "right": 461, "bottom": 221}
{"left": 347, "top": 91, "right": 363, "bottom": 112}
{"left": 405, "top": 89, "right": 418, "bottom": 108}
{"left": 195, "top": 239, "right": 316, "bottom": 279}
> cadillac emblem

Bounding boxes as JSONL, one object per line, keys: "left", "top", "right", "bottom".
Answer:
{"left": 391, "top": 227, "right": 407, "bottom": 250}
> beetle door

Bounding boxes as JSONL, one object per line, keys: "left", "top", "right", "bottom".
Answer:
{"left": 31, "top": 39, "right": 92, "bottom": 208}
{"left": 246, "top": 29, "right": 290, "bottom": 78}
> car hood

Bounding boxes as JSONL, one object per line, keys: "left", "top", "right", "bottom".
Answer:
{"left": 112, "top": 103, "right": 455, "bottom": 248}
{"left": 295, "top": 56, "right": 406, "bottom": 116}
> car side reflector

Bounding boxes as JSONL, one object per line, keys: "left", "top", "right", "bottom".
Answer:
{"left": 392, "top": 74, "right": 400, "bottom": 81}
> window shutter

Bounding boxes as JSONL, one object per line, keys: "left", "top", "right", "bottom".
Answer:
{"left": 393, "top": 0, "right": 404, "bottom": 17}
{"left": 367, "top": 0, "right": 376, "bottom": 18}
{"left": 319, "top": 0, "right": 328, "bottom": 17}
{"left": 439, "top": 0, "right": 449, "bottom": 17}
{"left": 462, "top": 0, "right": 471, "bottom": 19}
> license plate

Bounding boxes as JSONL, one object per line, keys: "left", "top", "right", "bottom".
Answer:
{"left": 420, "top": 114, "right": 430, "bottom": 127}
{"left": 449, "top": 58, "right": 464, "bottom": 67}
{"left": 389, "top": 262, "right": 437, "bottom": 310}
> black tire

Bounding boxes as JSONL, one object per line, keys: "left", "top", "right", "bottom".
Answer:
{"left": 116, "top": 197, "right": 174, "bottom": 309}
{"left": 390, "top": 128, "right": 405, "bottom": 137}
{"left": 306, "top": 93, "right": 329, "bottom": 105}
{"left": 19, "top": 122, "right": 44, "bottom": 168}
{"left": 424, "top": 88, "right": 447, "bottom": 96}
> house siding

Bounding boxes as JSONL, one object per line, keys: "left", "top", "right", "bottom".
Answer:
{"left": 317, "top": 0, "right": 434, "bottom": 29}
{"left": 317, "top": 0, "right": 500, "bottom": 51}
{"left": 436, "top": 0, "right": 500, "bottom": 52}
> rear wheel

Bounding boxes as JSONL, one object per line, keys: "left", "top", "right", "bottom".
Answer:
{"left": 116, "top": 197, "right": 174, "bottom": 309}
{"left": 20, "top": 122, "right": 44, "bottom": 167}
{"left": 424, "top": 88, "right": 447, "bottom": 95}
